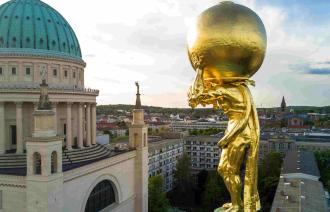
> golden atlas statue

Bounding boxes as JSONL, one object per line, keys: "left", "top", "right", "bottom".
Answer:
{"left": 186, "top": 1, "right": 267, "bottom": 211}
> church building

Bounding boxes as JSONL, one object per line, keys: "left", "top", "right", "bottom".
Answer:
{"left": 0, "top": 0, "right": 148, "bottom": 211}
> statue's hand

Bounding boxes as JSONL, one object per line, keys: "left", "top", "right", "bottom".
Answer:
{"left": 218, "top": 138, "right": 229, "bottom": 148}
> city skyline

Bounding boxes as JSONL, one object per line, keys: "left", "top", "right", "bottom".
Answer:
{"left": 2, "top": 0, "right": 328, "bottom": 108}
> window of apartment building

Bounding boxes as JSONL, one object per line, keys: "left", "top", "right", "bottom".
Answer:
{"left": 53, "top": 69, "right": 57, "bottom": 76}
{"left": 25, "top": 67, "right": 31, "bottom": 75}
{"left": 73, "top": 71, "right": 76, "bottom": 78}
{"left": 11, "top": 67, "right": 16, "bottom": 75}
{"left": 0, "top": 67, "right": 2, "bottom": 75}
{"left": 279, "top": 143, "right": 284, "bottom": 150}
{"left": 64, "top": 70, "right": 68, "bottom": 77}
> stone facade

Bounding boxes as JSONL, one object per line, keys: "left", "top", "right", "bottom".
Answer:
{"left": 0, "top": 0, "right": 148, "bottom": 211}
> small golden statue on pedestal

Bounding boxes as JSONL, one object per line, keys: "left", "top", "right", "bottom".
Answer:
{"left": 186, "top": 2, "right": 267, "bottom": 211}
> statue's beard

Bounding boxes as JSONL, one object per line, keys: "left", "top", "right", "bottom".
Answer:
{"left": 187, "top": 73, "right": 222, "bottom": 109}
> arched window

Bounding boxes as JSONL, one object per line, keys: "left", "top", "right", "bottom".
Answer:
{"left": 51, "top": 151, "right": 57, "bottom": 174}
{"left": 85, "top": 180, "right": 116, "bottom": 212}
{"left": 33, "top": 152, "right": 41, "bottom": 175}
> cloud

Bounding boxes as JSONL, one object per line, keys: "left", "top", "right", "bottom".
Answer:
{"left": 307, "top": 68, "right": 330, "bottom": 75}
{"left": 0, "top": 0, "right": 328, "bottom": 107}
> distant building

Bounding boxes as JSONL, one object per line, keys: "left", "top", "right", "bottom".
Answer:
{"left": 281, "top": 96, "right": 286, "bottom": 112}
{"left": 271, "top": 151, "right": 328, "bottom": 212}
{"left": 170, "top": 120, "right": 227, "bottom": 132}
{"left": 286, "top": 114, "right": 308, "bottom": 129}
{"left": 259, "top": 134, "right": 330, "bottom": 162}
{"left": 148, "top": 139, "right": 184, "bottom": 192}
{"left": 184, "top": 136, "right": 221, "bottom": 171}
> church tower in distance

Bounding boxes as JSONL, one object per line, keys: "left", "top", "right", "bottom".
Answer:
{"left": 26, "top": 80, "right": 64, "bottom": 212}
{"left": 129, "top": 82, "right": 148, "bottom": 212}
{"left": 281, "top": 96, "right": 287, "bottom": 112}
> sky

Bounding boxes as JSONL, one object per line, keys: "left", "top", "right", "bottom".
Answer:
{"left": 2, "top": 0, "right": 330, "bottom": 108}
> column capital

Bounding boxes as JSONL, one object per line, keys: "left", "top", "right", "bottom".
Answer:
{"left": 67, "top": 102, "right": 73, "bottom": 106}
{"left": 51, "top": 101, "right": 59, "bottom": 106}
{"left": 15, "top": 102, "right": 23, "bottom": 107}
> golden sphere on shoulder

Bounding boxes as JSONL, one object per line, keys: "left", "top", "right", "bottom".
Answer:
{"left": 187, "top": 1, "right": 267, "bottom": 79}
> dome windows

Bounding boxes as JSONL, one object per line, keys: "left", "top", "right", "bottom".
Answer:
{"left": 11, "top": 67, "right": 16, "bottom": 75}
{"left": 14, "top": 15, "right": 18, "bottom": 19}
{"left": 4, "top": 15, "right": 7, "bottom": 19}
{"left": 47, "top": 19, "right": 51, "bottom": 23}
{"left": 11, "top": 37, "right": 16, "bottom": 47}
{"left": 53, "top": 69, "right": 57, "bottom": 77}
{"left": 40, "top": 38, "right": 44, "bottom": 44}
{"left": 26, "top": 37, "right": 30, "bottom": 43}
{"left": 37, "top": 17, "right": 41, "bottom": 21}
{"left": 52, "top": 40, "right": 56, "bottom": 46}
{"left": 26, "top": 16, "right": 30, "bottom": 20}
{"left": 25, "top": 67, "right": 31, "bottom": 76}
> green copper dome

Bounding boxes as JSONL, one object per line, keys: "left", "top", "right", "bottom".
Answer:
{"left": 0, "top": 0, "right": 82, "bottom": 61}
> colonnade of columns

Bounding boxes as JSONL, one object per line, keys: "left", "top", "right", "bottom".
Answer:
{"left": 0, "top": 101, "right": 97, "bottom": 154}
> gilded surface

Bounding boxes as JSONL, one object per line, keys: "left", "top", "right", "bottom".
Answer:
{"left": 187, "top": 2, "right": 266, "bottom": 212}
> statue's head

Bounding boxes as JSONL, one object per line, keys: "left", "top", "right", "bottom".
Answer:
{"left": 187, "top": 1, "right": 266, "bottom": 108}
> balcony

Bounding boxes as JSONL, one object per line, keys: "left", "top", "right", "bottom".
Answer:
{"left": 0, "top": 82, "right": 99, "bottom": 95}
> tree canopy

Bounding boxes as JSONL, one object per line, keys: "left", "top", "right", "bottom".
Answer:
{"left": 148, "top": 175, "right": 170, "bottom": 212}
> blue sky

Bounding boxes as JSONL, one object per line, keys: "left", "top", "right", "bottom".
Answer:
{"left": 0, "top": 0, "right": 329, "bottom": 108}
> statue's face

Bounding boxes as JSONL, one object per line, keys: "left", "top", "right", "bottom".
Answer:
{"left": 188, "top": 69, "right": 223, "bottom": 109}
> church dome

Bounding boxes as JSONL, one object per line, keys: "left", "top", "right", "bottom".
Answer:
{"left": 0, "top": 0, "right": 82, "bottom": 61}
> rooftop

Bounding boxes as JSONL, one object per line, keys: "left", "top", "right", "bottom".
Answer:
{"left": 282, "top": 151, "right": 320, "bottom": 178}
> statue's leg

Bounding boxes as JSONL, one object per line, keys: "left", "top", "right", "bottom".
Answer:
{"left": 218, "top": 137, "right": 247, "bottom": 211}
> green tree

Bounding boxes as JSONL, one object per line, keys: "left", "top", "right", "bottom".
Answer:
{"left": 315, "top": 149, "right": 330, "bottom": 191}
{"left": 202, "top": 171, "right": 229, "bottom": 211}
{"left": 173, "top": 154, "right": 193, "bottom": 193}
{"left": 168, "top": 154, "right": 195, "bottom": 207}
{"left": 258, "top": 152, "right": 283, "bottom": 212}
{"left": 148, "top": 175, "right": 170, "bottom": 212}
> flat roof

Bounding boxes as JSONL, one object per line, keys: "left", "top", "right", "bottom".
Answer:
{"left": 282, "top": 151, "right": 320, "bottom": 178}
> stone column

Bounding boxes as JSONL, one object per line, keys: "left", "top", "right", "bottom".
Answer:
{"left": 52, "top": 102, "right": 58, "bottom": 134}
{"left": 91, "top": 103, "right": 97, "bottom": 145}
{"left": 78, "top": 103, "right": 84, "bottom": 148}
{"left": 16, "top": 102, "right": 23, "bottom": 154}
{"left": 0, "top": 102, "right": 5, "bottom": 154}
{"left": 86, "top": 103, "right": 91, "bottom": 147}
{"left": 66, "top": 103, "right": 72, "bottom": 150}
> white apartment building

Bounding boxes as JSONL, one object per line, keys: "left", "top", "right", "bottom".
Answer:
{"left": 184, "top": 136, "right": 221, "bottom": 172}
{"left": 148, "top": 139, "right": 184, "bottom": 192}
{"left": 170, "top": 121, "right": 227, "bottom": 132}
